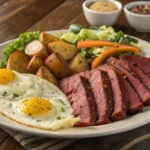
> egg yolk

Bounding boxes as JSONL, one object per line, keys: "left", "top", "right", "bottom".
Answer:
{"left": 19, "top": 98, "right": 53, "bottom": 116}
{"left": 0, "top": 69, "right": 16, "bottom": 84}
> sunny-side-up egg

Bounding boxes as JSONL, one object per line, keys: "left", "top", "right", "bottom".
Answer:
{"left": 0, "top": 69, "right": 79, "bottom": 130}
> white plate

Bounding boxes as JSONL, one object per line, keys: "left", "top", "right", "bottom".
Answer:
{"left": 0, "top": 30, "right": 150, "bottom": 138}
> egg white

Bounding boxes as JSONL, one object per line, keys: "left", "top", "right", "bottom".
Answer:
{"left": 0, "top": 97, "right": 78, "bottom": 130}
{"left": 0, "top": 72, "right": 79, "bottom": 130}
{"left": 0, "top": 72, "right": 42, "bottom": 100}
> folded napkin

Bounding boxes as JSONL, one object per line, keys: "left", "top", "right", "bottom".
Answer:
{"left": 1, "top": 123, "right": 150, "bottom": 150}
{"left": 1, "top": 127, "right": 78, "bottom": 150}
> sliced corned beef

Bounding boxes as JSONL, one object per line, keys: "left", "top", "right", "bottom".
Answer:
{"left": 120, "top": 55, "right": 150, "bottom": 77}
{"left": 80, "top": 70, "right": 113, "bottom": 125}
{"left": 107, "top": 57, "right": 150, "bottom": 105}
{"left": 120, "top": 57, "right": 150, "bottom": 90}
{"left": 113, "top": 67, "right": 143, "bottom": 115}
{"left": 98, "top": 65, "right": 126, "bottom": 121}
{"left": 59, "top": 75, "right": 97, "bottom": 126}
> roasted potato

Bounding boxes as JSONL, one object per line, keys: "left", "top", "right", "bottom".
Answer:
{"left": 48, "top": 41, "right": 77, "bottom": 60}
{"left": 36, "top": 66, "right": 57, "bottom": 85}
{"left": 45, "top": 53, "right": 72, "bottom": 79}
{"left": 68, "top": 53, "right": 90, "bottom": 74}
{"left": 25, "top": 40, "right": 48, "bottom": 60}
{"left": 6, "top": 51, "right": 30, "bottom": 73}
{"left": 27, "top": 55, "right": 44, "bottom": 73}
{"left": 39, "top": 32, "right": 59, "bottom": 47}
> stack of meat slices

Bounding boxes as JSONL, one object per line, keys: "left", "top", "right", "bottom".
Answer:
{"left": 59, "top": 55, "right": 150, "bottom": 127}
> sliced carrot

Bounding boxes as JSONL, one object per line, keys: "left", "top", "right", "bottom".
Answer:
{"left": 91, "top": 46, "right": 140, "bottom": 69}
{"left": 78, "top": 40, "right": 124, "bottom": 48}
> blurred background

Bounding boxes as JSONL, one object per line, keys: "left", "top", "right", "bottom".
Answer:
{"left": 0, "top": 0, "right": 141, "bottom": 44}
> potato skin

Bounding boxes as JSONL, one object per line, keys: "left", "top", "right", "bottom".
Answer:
{"left": 45, "top": 53, "right": 72, "bottom": 79}
{"left": 69, "top": 54, "right": 90, "bottom": 74}
{"left": 36, "top": 66, "right": 57, "bottom": 85}
{"left": 48, "top": 41, "right": 77, "bottom": 60}
{"left": 25, "top": 40, "right": 49, "bottom": 60}
{"left": 34, "top": 48, "right": 48, "bottom": 60}
{"left": 27, "top": 55, "right": 44, "bottom": 73}
{"left": 39, "top": 32, "right": 59, "bottom": 48}
{"left": 6, "top": 51, "right": 30, "bottom": 73}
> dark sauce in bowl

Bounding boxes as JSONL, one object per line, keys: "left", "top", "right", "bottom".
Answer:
{"left": 129, "top": 5, "right": 150, "bottom": 15}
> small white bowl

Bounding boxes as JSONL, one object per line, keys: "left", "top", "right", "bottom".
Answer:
{"left": 82, "top": 0, "right": 122, "bottom": 26}
{"left": 124, "top": 1, "right": 150, "bottom": 32}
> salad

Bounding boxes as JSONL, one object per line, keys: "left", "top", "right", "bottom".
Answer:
{"left": 61, "top": 24, "right": 139, "bottom": 63}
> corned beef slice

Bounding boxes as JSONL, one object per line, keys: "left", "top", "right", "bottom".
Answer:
{"left": 120, "top": 56, "right": 150, "bottom": 91}
{"left": 59, "top": 75, "right": 97, "bottom": 126}
{"left": 107, "top": 57, "right": 150, "bottom": 105}
{"left": 80, "top": 70, "right": 113, "bottom": 125}
{"left": 98, "top": 65, "right": 126, "bottom": 121}
{"left": 113, "top": 67, "right": 143, "bottom": 115}
{"left": 120, "top": 55, "right": 150, "bottom": 77}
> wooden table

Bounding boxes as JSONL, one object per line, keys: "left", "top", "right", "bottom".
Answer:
{"left": 0, "top": 0, "right": 150, "bottom": 150}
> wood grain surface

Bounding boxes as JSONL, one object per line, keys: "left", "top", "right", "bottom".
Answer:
{"left": 0, "top": 0, "right": 150, "bottom": 150}
{"left": 0, "top": 0, "right": 8, "bottom": 5}
{"left": 0, "top": 0, "right": 66, "bottom": 43}
{"left": 0, "top": 0, "right": 37, "bottom": 24}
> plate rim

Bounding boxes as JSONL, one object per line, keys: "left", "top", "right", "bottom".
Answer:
{"left": 0, "top": 30, "right": 150, "bottom": 138}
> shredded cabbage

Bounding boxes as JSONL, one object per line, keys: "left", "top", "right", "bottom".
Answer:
{"left": 96, "top": 26, "right": 115, "bottom": 40}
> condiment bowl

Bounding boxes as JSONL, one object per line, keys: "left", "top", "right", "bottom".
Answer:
{"left": 82, "top": 0, "right": 122, "bottom": 26}
{"left": 124, "top": 1, "right": 150, "bottom": 32}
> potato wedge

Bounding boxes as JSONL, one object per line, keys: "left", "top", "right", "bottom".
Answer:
{"left": 27, "top": 55, "right": 44, "bottom": 73}
{"left": 68, "top": 54, "right": 90, "bottom": 74}
{"left": 25, "top": 40, "right": 48, "bottom": 60}
{"left": 48, "top": 41, "right": 77, "bottom": 60}
{"left": 36, "top": 66, "right": 57, "bottom": 85}
{"left": 6, "top": 51, "right": 30, "bottom": 73}
{"left": 45, "top": 53, "right": 72, "bottom": 79}
{"left": 39, "top": 32, "right": 59, "bottom": 47}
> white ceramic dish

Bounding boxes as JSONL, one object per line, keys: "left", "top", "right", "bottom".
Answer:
{"left": 124, "top": 1, "right": 150, "bottom": 32}
{"left": 0, "top": 30, "right": 150, "bottom": 138}
{"left": 83, "top": 0, "right": 122, "bottom": 26}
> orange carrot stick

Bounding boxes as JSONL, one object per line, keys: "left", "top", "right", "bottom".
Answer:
{"left": 78, "top": 40, "right": 124, "bottom": 48}
{"left": 91, "top": 46, "right": 140, "bottom": 69}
